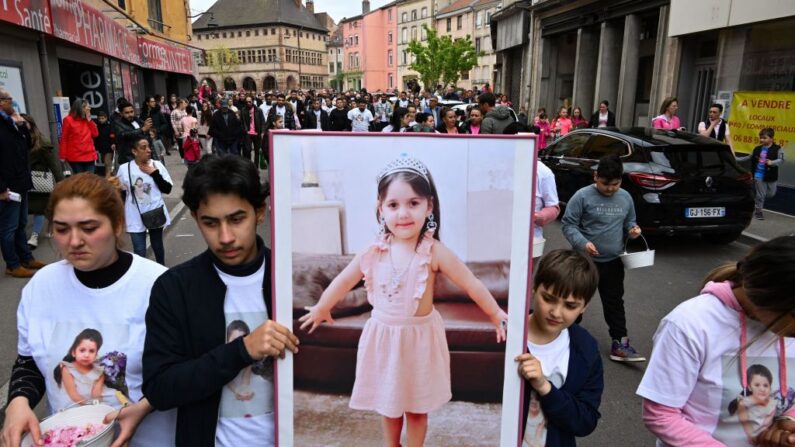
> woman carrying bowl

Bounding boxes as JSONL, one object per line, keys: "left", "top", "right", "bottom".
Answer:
{"left": 1, "top": 173, "right": 175, "bottom": 447}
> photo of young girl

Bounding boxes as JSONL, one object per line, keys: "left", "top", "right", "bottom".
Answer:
{"left": 219, "top": 316, "right": 274, "bottom": 420}
{"left": 298, "top": 155, "right": 510, "bottom": 446}
{"left": 53, "top": 329, "right": 106, "bottom": 404}
{"left": 728, "top": 364, "right": 778, "bottom": 442}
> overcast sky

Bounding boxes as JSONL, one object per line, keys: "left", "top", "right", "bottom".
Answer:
{"left": 190, "top": 0, "right": 392, "bottom": 23}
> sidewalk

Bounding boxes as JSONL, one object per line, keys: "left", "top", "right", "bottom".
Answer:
{"left": 739, "top": 209, "right": 795, "bottom": 245}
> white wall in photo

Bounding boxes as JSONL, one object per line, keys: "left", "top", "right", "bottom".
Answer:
{"left": 287, "top": 134, "right": 521, "bottom": 262}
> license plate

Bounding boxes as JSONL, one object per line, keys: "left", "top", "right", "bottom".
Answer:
{"left": 685, "top": 207, "right": 726, "bottom": 218}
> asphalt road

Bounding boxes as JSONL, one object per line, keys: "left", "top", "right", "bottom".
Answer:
{"left": 0, "top": 170, "right": 757, "bottom": 445}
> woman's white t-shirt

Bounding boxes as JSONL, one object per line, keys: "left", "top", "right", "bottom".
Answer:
{"left": 534, "top": 162, "right": 559, "bottom": 241}
{"left": 119, "top": 160, "right": 172, "bottom": 233}
{"left": 637, "top": 293, "right": 795, "bottom": 447}
{"left": 17, "top": 255, "right": 176, "bottom": 447}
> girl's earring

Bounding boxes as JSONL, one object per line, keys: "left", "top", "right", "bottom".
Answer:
{"left": 379, "top": 216, "right": 386, "bottom": 236}
{"left": 426, "top": 213, "right": 437, "bottom": 231}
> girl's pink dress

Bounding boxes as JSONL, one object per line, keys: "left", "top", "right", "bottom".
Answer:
{"left": 349, "top": 232, "right": 452, "bottom": 418}
{"left": 651, "top": 114, "right": 681, "bottom": 130}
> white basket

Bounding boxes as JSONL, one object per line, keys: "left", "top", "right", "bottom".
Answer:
{"left": 532, "top": 237, "right": 546, "bottom": 258}
{"left": 22, "top": 401, "right": 117, "bottom": 447}
{"left": 619, "top": 235, "right": 655, "bottom": 269}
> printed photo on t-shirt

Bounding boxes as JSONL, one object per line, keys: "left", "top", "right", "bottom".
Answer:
{"left": 133, "top": 177, "right": 153, "bottom": 206}
{"left": 220, "top": 312, "right": 274, "bottom": 419}
{"left": 47, "top": 324, "right": 132, "bottom": 412}
{"left": 712, "top": 355, "right": 795, "bottom": 446}
{"left": 523, "top": 370, "right": 565, "bottom": 447}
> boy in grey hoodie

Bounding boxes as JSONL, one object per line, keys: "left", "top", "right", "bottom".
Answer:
{"left": 561, "top": 155, "right": 645, "bottom": 362}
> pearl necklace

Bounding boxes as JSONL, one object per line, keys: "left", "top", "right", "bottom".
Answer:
{"left": 382, "top": 241, "right": 416, "bottom": 301}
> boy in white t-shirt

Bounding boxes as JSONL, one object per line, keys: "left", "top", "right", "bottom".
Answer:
{"left": 516, "top": 249, "right": 604, "bottom": 447}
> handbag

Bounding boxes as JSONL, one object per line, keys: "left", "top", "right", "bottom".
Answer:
{"left": 30, "top": 170, "right": 55, "bottom": 193}
{"left": 128, "top": 162, "right": 167, "bottom": 229}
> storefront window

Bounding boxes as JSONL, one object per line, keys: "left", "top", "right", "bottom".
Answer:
{"left": 738, "top": 19, "right": 795, "bottom": 91}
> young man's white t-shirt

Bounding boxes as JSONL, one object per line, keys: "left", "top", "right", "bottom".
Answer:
{"left": 697, "top": 120, "right": 731, "bottom": 141}
{"left": 347, "top": 108, "right": 373, "bottom": 132}
{"left": 17, "top": 256, "right": 177, "bottom": 447}
{"left": 214, "top": 260, "right": 274, "bottom": 447}
{"left": 523, "top": 328, "right": 570, "bottom": 447}
{"left": 637, "top": 293, "right": 795, "bottom": 447}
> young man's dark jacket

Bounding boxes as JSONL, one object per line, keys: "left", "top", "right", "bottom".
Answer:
{"left": 521, "top": 323, "right": 603, "bottom": 447}
{"left": 143, "top": 245, "right": 273, "bottom": 447}
{"left": 328, "top": 107, "right": 351, "bottom": 131}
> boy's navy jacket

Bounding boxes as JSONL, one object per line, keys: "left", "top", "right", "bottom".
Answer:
{"left": 522, "top": 323, "right": 604, "bottom": 447}
{"left": 143, "top": 246, "right": 272, "bottom": 447}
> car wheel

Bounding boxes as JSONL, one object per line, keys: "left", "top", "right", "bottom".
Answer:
{"left": 704, "top": 231, "right": 742, "bottom": 245}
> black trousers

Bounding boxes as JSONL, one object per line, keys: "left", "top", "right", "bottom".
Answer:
{"left": 243, "top": 133, "right": 261, "bottom": 163}
{"left": 595, "top": 258, "right": 628, "bottom": 341}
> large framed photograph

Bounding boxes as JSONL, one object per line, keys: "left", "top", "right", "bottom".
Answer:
{"left": 270, "top": 132, "right": 536, "bottom": 446}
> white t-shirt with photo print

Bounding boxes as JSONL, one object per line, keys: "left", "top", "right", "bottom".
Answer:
{"left": 637, "top": 293, "right": 795, "bottom": 447}
{"left": 16, "top": 255, "right": 176, "bottom": 447}
{"left": 214, "top": 260, "right": 274, "bottom": 447}
{"left": 523, "top": 328, "right": 570, "bottom": 447}
{"left": 119, "top": 160, "right": 173, "bottom": 233}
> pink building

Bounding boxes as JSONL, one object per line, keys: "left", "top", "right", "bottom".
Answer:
{"left": 340, "top": 13, "right": 364, "bottom": 91}
{"left": 340, "top": 1, "right": 399, "bottom": 92}
{"left": 362, "top": 1, "right": 399, "bottom": 91}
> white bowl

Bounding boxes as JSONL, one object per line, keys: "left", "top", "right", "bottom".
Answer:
{"left": 22, "top": 403, "right": 116, "bottom": 447}
{"left": 620, "top": 235, "right": 655, "bottom": 269}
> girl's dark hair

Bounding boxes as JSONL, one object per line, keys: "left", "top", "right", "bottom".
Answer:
{"left": 534, "top": 249, "right": 599, "bottom": 304}
{"left": 182, "top": 155, "right": 267, "bottom": 212}
{"left": 659, "top": 97, "right": 678, "bottom": 115}
{"left": 704, "top": 235, "right": 795, "bottom": 325}
{"left": 728, "top": 364, "right": 774, "bottom": 415}
{"left": 390, "top": 107, "right": 409, "bottom": 132}
{"left": 68, "top": 99, "right": 88, "bottom": 119}
{"left": 227, "top": 320, "right": 251, "bottom": 340}
{"left": 21, "top": 114, "right": 49, "bottom": 152}
{"left": 600, "top": 100, "right": 609, "bottom": 108}
{"left": 200, "top": 107, "right": 213, "bottom": 126}
{"left": 377, "top": 170, "right": 441, "bottom": 246}
{"left": 185, "top": 105, "right": 195, "bottom": 115}
{"left": 54, "top": 328, "right": 103, "bottom": 387}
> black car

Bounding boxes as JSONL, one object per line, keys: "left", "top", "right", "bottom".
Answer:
{"left": 540, "top": 127, "right": 754, "bottom": 243}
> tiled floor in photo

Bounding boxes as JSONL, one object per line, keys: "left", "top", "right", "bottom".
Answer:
{"left": 294, "top": 391, "right": 502, "bottom": 446}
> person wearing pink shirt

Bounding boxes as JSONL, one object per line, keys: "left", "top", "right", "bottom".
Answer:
{"left": 551, "top": 107, "right": 573, "bottom": 138}
{"left": 179, "top": 106, "right": 198, "bottom": 140}
{"left": 651, "top": 97, "right": 685, "bottom": 131}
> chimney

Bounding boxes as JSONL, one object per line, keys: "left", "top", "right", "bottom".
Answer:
{"left": 362, "top": 0, "right": 370, "bottom": 14}
{"left": 306, "top": 0, "right": 314, "bottom": 13}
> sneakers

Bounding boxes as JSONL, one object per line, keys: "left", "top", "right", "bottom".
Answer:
{"left": 5, "top": 266, "right": 35, "bottom": 278}
{"left": 21, "top": 259, "right": 47, "bottom": 270}
{"left": 27, "top": 232, "right": 38, "bottom": 249}
{"left": 610, "top": 337, "right": 646, "bottom": 362}
{"left": 754, "top": 209, "right": 765, "bottom": 220}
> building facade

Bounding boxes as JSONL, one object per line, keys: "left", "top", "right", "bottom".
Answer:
{"left": 491, "top": 0, "right": 675, "bottom": 127}
{"left": 328, "top": 27, "right": 344, "bottom": 90}
{"left": 340, "top": 14, "right": 365, "bottom": 91}
{"left": 0, "top": 0, "right": 195, "bottom": 147}
{"left": 435, "top": 0, "right": 500, "bottom": 90}
{"left": 396, "top": 0, "right": 434, "bottom": 90}
{"left": 668, "top": 0, "right": 795, "bottom": 212}
{"left": 193, "top": 0, "right": 330, "bottom": 92}
{"left": 363, "top": 1, "right": 400, "bottom": 91}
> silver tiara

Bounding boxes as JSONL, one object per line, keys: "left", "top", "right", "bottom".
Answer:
{"left": 376, "top": 155, "right": 430, "bottom": 184}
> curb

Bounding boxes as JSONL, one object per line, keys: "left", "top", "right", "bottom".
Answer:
{"left": 737, "top": 231, "right": 769, "bottom": 247}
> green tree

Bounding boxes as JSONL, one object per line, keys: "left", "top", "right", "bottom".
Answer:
{"left": 206, "top": 45, "right": 240, "bottom": 88}
{"left": 407, "top": 24, "right": 482, "bottom": 90}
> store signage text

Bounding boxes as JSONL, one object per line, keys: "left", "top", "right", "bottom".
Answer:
{"left": 138, "top": 37, "right": 193, "bottom": 75}
{"left": 0, "top": 0, "right": 51, "bottom": 32}
{"left": 50, "top": 0, "right": 141, "bottom": 65}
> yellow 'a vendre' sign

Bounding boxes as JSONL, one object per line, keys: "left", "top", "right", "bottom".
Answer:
{"left": 729, "top": 91, "right": 795, "bottom": 158}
